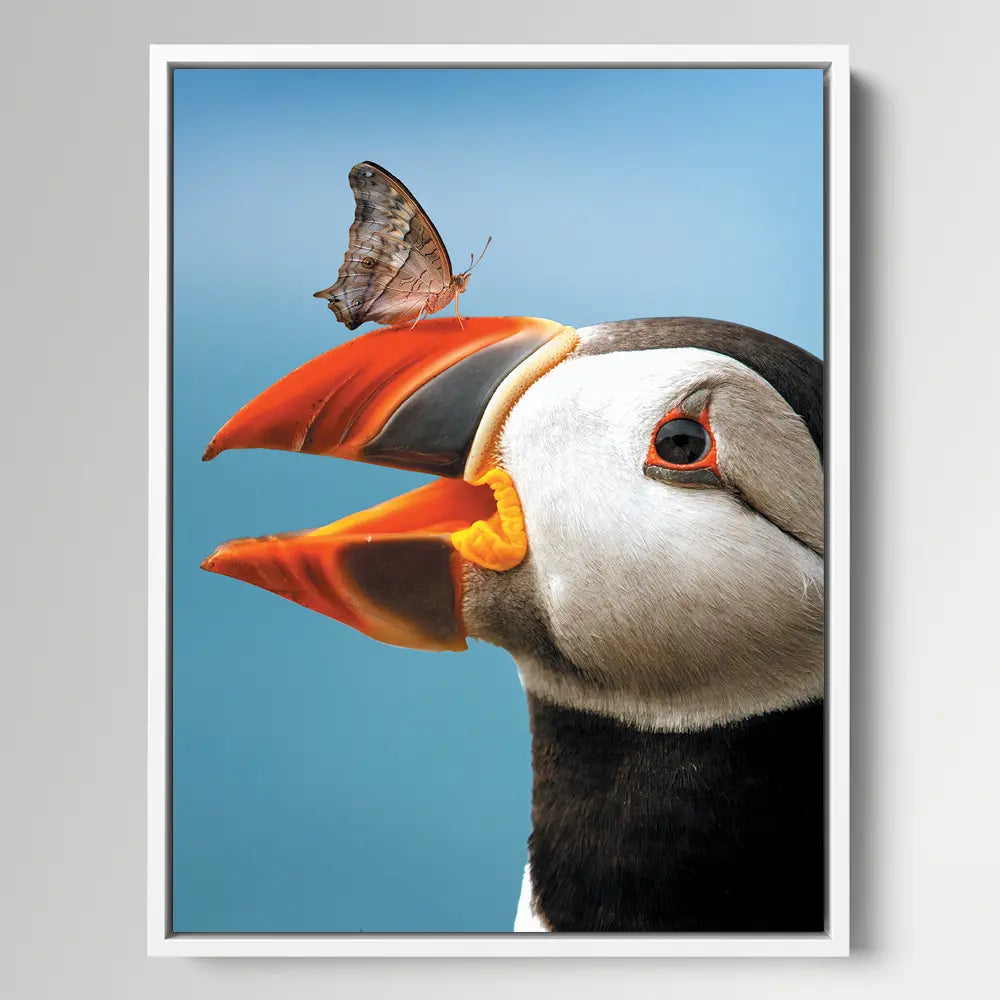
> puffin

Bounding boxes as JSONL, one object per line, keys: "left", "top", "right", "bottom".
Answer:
{"left": 200, "top": 314, "right": 825, "bottom": 933}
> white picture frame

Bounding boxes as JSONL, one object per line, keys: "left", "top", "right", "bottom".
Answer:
{"left": 148, "top": 43, "right": 850, "bottom": 958}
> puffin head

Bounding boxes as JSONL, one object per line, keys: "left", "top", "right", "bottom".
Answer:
{"left": 201, "top": 315, "right": 823, "bottom": 733}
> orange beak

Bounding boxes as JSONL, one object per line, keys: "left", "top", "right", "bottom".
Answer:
{"left": 200, "top": 316, "right": 577, "bottom": 651}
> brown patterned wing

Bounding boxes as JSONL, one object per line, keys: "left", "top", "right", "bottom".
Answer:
{"left": 314, "top": 162, "right": 454, "bottom": 330}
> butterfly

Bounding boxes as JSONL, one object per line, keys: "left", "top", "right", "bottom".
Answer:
{"left": 314, "top": 161, "right": 490, "bottom": 330}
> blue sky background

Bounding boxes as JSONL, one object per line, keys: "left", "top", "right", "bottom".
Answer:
{"left": 172, "top": 67, "right": 824, "bottom": 932}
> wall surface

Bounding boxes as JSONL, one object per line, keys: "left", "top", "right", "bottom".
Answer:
{"left": 7, "top": 0, "right": 1000, "bottom": 995}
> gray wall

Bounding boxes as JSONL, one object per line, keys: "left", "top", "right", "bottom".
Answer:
{"left": 8, "top": 1, "right": 998, "bottom": 996}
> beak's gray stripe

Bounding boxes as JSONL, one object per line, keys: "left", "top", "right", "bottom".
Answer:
{"left": 364, "top": 330, "right": 552, "bottom": 478}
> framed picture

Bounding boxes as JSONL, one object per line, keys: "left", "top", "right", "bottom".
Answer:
{"left": 149, "top": 43, "right": 850, "bottom": 957}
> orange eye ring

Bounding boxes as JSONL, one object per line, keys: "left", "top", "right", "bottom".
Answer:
{"left": 645, "top": 406, "right": 720, "bottom": 476}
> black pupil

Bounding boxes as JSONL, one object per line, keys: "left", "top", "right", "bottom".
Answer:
{"left": 653, "top": 418, "right": 710, "bottom": 465}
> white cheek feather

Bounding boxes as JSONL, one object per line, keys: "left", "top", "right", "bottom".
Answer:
{"left": 500, "top": 348, "right": 825, "bottom": 731}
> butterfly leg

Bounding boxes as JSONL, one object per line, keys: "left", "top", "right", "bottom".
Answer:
{"left": 454, "top": 294, "right": 465, "bottom": 330}
{"left": 408, "top": 308, "right": 427, "bottom": 331}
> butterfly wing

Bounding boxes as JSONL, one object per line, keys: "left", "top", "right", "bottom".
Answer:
{"left": 315, "top": 162, "right": 453, "bottom": 329}
{"left": 331, "top": 233, "right": 451, "bottom": 328}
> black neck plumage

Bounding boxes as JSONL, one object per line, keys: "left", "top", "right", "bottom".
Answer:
{"left": 526, "top": 694, "right": 825, "bottom": 932}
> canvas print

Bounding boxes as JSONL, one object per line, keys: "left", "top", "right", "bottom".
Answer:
{"left": 174, "top": 67, "right": 825, "bottom": 933}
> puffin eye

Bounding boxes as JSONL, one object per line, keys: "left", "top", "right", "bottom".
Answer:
{"left": 645, "top": 408, "right": 719, "bottom": 480}
{"left": 653, "top": 418, "right": 711, "bottom": 466}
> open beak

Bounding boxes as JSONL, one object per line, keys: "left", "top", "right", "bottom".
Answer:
{"left": 200, "top": 316, "right": 577, "bottom": 651}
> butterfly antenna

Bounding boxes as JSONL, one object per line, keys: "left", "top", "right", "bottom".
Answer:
{"left": 464, "top": 235, "right": 492, "bottom": 275}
